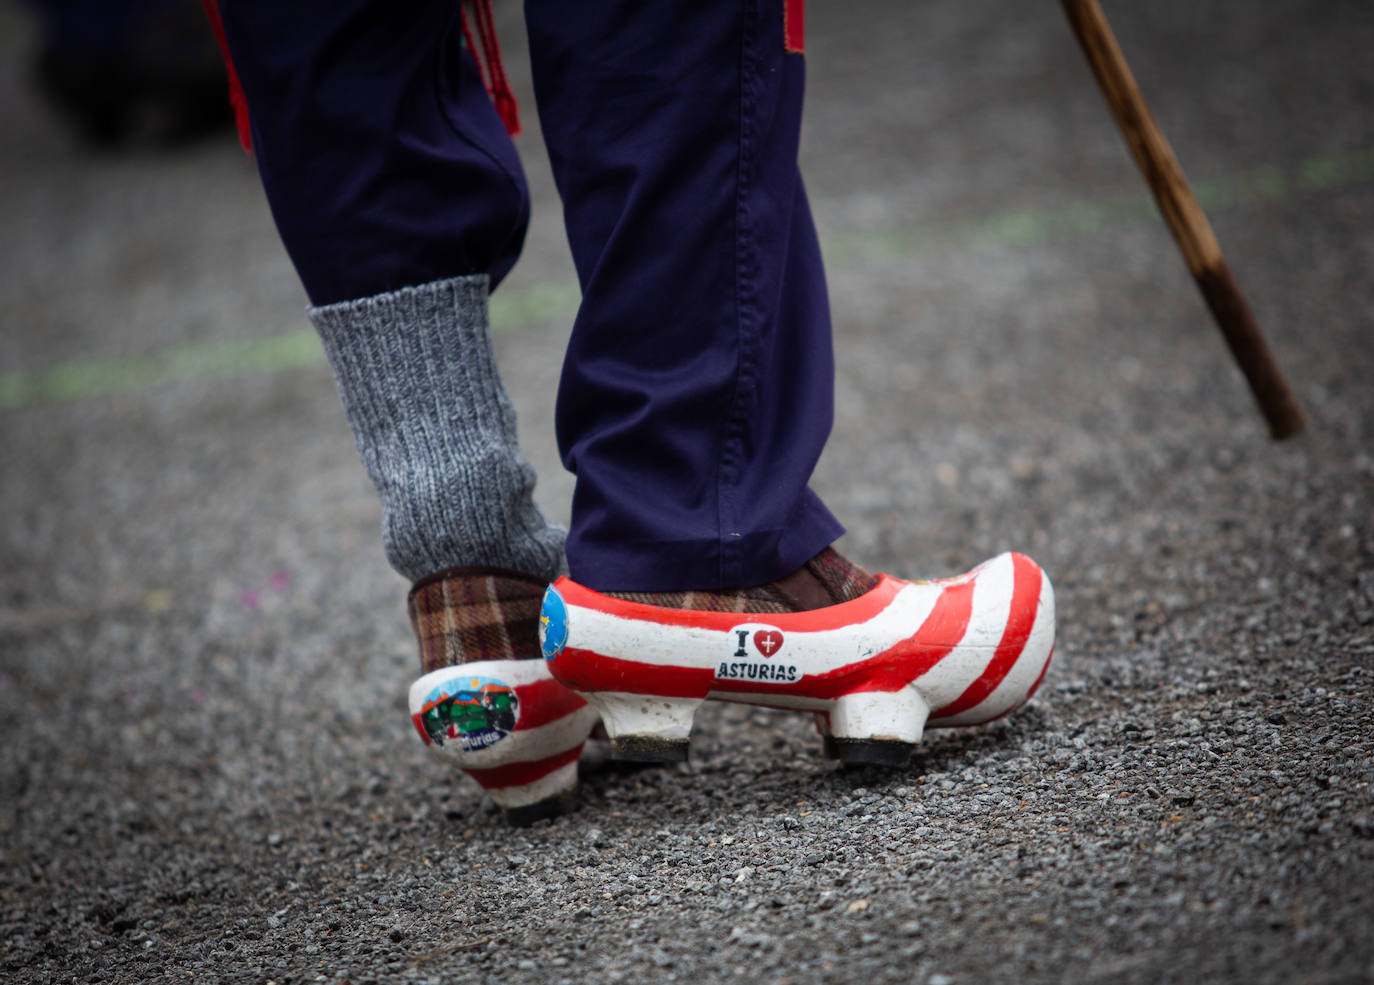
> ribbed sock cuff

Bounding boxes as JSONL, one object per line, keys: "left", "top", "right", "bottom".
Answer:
{"left": 309, "top": 275, "right": 565, "bottom": 582}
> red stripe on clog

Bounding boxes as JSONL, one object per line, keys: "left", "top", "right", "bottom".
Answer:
{"left": 981, "top": 642, "right": 1056, "bottom": 724}
{"left": 512, "top": 677, "right": 589, "bottom": 731}
{"left": 411, "top": 713, "right": 432, "bottom": 745}
{"left": 551, "top": 575, "right": 904, "bottom": 634}
{"left": 777, "top": 575, "right": 977, "bottom": 699}
{"left": 550, "top": 571, "right": 984, "bottom": 700}
{"left": 930, "top": 554, "right": 1043, "bottom": 719}
{"left": 462, "top": 744, "right": 583, "bottom": 791}
{"left": 1023, "top": 643, "right": 1055, "bottom": 702}
{"left": 552, "top": 648, "right": 715, "bottom": 698}
{"left": 834, "top": 571, "right": 979, "bottom": 695}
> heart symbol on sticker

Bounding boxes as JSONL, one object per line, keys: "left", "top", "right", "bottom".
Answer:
{"left": 753, "top": 629, "right": 784, "bottom": 657}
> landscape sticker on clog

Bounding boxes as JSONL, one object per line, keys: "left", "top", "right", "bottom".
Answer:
{"left": 414, "top": 675, "right": 519, "bottom": 751}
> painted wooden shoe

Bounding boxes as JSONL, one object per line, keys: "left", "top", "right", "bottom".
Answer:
{"left": 409, "top": 660, "right": 600, "bottom": 824}
{"left": 539, "top": 552, "right": 1055, "bottom": 766}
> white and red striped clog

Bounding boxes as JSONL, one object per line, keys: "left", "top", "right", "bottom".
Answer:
{"left": 408, "top": 660, "right": 600, "bottom": 823}
{"left": 539, "top": 551, "right": 1055, "bottom": 765}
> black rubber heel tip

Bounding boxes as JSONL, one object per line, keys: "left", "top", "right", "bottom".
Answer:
{"left": 500, "top": 789, "right": 576, "bottom": 827}
{"left": 831, "top": 738, "right": 915, "bottom": 767}
{"left": 611, "top": 735, "right": 690, "bottom": 763}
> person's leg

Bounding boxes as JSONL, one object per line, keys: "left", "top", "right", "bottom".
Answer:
{"left": 526, "top": 0, "right": 844, "bottom": 593}
{"left": 216, "top": 0, "right": 592, "bottom": 822}
{"left": 217, "top": 0, "right": 562, "bottom": 583}
{"left": 524, "top": 1, "right": 1057, "bottom": 766}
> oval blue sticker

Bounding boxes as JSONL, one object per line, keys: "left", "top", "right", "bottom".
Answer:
{"left": 540, "top": 585, "right": 569, "bottom": 660}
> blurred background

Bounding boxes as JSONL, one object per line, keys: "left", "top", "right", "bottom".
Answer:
{"left": 1, "top": 2, "right": 1371, "bottom": 983}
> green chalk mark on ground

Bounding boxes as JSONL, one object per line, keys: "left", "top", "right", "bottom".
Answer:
{"left": 0, "top": 283, "right": 585, "bottom": 412}
{"left": 824, "top": 160, "right": 1308, "bottom": 264}
{"left": 0, "top": 330, "right": 325, "bottom": 411}
{"left": 4, "top": 146, "right": 1372, "bottom": 411}
{"left": 489, "top": 280, "right": 583, "bottom": 328}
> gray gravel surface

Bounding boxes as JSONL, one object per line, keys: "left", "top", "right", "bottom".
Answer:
{"left": 2, "top": 1, "right": 1371, "bottom": 983}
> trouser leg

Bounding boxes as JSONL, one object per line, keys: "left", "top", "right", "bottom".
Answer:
{"left": 216, "top": 0, "right": 528, "bottom": 305}
{"left": 217, "top": 0, "right": 564, "bottom": 581}
{"left": 526, "top": 0, "right": 844, "bottom": 592}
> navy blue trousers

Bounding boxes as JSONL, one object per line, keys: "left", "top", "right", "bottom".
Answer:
{"left": 218, "top": 0, "right": 844, "bottom": 591}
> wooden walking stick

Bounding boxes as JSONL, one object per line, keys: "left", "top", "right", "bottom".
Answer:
{"left": 1061, "top": 0, "right": 1306, "bottom": 439}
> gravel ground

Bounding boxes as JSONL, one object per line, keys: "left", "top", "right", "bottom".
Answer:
{"left": 2, "top": 2, "right": 1371, "bottom": 983}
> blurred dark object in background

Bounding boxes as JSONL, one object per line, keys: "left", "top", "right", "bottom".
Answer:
{"left": 26, "top": 0, "right": 231, "bottom": 148}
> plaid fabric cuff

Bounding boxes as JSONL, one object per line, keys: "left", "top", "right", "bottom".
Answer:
{"left": 607, "top": 547, "right": 877, "bottom": 614}
{"left": 605, "top": 585, "right": 795, "bottom": 615}
{"left": 408, "top": 567, "right": 548, "bottom": 672}
{"left": 805, "top": 547, "right": 878, "bottom": 605}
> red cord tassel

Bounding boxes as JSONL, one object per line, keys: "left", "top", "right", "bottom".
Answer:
{"left": 784, "top": 0, "right": 806, "bottom": 53}
{"left": 201, "top": 0, "right": 253, "bottom": 153}
{"left": 461, "top": 0, "right": 521, "bottom": 136}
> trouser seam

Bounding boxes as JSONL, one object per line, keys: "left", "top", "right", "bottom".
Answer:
{"left": 720, "top": 0, "right": 761, "bottom": 589}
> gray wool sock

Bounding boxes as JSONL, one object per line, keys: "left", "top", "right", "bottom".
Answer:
{"left": 308, "top": 275, "right": 565, "bottom": 583}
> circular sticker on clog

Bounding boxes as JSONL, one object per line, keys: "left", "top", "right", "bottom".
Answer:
{"left": 415, "top": 675, "right": 519, "bottom": 751}
{"left": 540, "top": 586, "right": 569, "bottom": 660}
